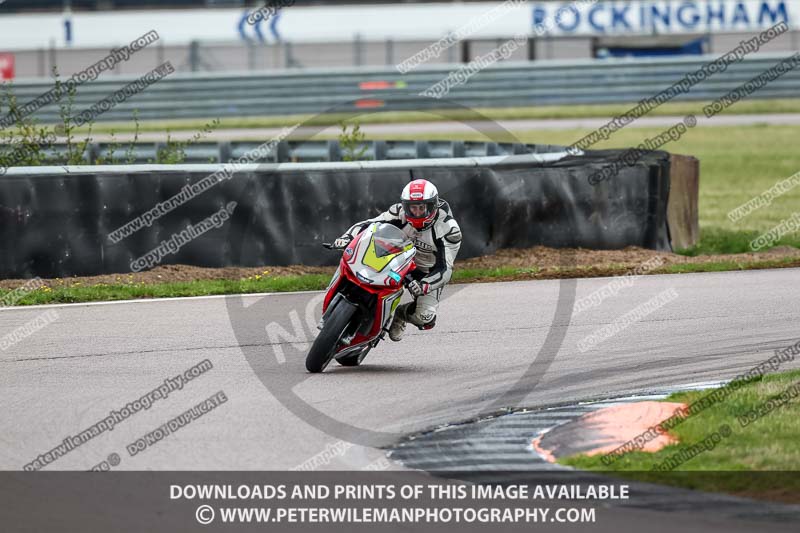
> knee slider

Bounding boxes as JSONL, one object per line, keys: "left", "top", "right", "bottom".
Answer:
{"left": 415, "top": 311, "right": 436, "bottom": 329}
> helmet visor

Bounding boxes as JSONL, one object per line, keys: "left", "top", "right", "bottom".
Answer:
{"left": 403, "top": 199, "right": 436, "bottom": 220}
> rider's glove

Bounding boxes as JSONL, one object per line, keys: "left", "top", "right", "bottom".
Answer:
{"left": 406, "top": 280, "right": 430, "bottom": 298}
{"left": 333, "top": 235, "right": 353, "bottom": 249}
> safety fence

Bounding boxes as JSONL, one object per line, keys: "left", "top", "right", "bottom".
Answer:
{"left": 35, "top": 140, "right": 573, "bottom": 165}
{"left": 5, "top": 54, "right": 798, "bottom": 124}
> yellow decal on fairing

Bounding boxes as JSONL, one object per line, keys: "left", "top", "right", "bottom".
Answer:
{"left": 362, "top": 239, "right": 393, "bottom": 271}
{"left": 362, "top": 237, "right": 409, "bottom": 271}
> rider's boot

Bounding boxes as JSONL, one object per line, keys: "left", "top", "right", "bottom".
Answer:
{"left": 388, "top": 304, "right": 408, "bottom": 342}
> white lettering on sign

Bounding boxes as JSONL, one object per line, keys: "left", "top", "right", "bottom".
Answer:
{"left": 532, "top": 1, "right": 793, "bottom": 36}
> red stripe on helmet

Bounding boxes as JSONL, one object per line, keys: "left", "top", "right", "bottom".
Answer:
{"left": 408, "top": 179, "right": 427, "bottom": 200}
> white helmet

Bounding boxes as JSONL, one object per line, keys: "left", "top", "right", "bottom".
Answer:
{"left": 401, "top": 179, "right": 439, "bottom": 230}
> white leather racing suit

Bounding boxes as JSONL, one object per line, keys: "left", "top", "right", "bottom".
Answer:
{"left": 343, "top": 200, "right": 462, "bottom": 327}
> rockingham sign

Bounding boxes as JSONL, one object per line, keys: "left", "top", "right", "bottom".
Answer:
{"left": 532, "top": 0, "right": 794, "bottom": 36}
{"left": 0, "top": 1, "right": 794, "bottom": 50}
{"left": 0, "top": 0, "right": 800, "bottom": 50}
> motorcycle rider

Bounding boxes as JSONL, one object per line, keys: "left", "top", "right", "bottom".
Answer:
{"left": 334, "top": 178, "right": 462, "bottom": 341}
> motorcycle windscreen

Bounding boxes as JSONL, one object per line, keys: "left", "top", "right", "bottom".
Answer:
{"left": 362, "top": 224, "right": 413, "bottom": 271}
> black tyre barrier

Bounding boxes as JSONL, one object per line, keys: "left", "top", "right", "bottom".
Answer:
{"left": 0, "top": 148, "right": 682, "bottom": 279}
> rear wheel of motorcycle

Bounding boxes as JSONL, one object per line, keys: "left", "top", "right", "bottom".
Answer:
{"left": 305, "top": 301, "right": 356, "bottom": 373}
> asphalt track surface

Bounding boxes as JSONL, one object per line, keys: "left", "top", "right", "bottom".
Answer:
{"left": 3, "top": 268, "right": 800, "bottom": 531}
{"left": 91, "top": 113, "right": 800, "bottom": 142}
{"left": 2, "top": 267, "right": 799, "bottom": 473}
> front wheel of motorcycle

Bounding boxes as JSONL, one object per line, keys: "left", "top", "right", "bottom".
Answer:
{"left": 305, "top": 300, "right": 357, "bottom": 373}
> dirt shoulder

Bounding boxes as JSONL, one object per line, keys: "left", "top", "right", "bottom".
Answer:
{"left": 2, "top": 245, "right": 799, "bottom": 291}
{"left": 456, "top": 245, "right": 800, "bottom": 281}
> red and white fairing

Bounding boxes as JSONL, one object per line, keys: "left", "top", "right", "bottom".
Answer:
{"left": 321, "top": 223, "right": 416, "bottom": 359}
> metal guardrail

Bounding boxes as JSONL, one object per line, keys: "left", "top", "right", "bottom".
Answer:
{"left": 6, "top": 54, "right": 800, "bottom": 124}
{"left": 37, "top": 140, "right": 569, "bottom": 164}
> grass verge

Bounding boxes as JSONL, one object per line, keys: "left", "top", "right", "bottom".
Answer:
{"left": 0, "top": 275, "right": 332, "bottom": 306}
{"left": 3, "top": 257, "right": 800, "bottom": 307}
{"left": 559, "top": 369, "right": 800, "bottom": 502}
{"left": 66, "top": 98, "right": 800, "bottom": 134}
{"left": 676, "top": 228, "right": 800, "bottom": 256}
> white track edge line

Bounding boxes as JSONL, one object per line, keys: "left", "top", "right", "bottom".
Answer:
{"left": 0, "top": 289, "right": 327, "bottom": 311}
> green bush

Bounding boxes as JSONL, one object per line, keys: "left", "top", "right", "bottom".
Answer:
{"left": 338, "top": 121, "right": 369, "bottom": 161}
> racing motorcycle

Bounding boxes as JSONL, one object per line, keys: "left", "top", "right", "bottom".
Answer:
{"left": 305, "top": 222, "right": 417, "bottom": 373}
